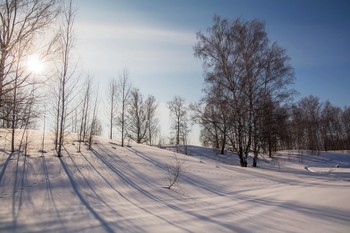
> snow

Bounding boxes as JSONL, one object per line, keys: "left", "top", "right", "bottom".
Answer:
{"left": 1, "top": 130, "right": 350, "bottom": 232}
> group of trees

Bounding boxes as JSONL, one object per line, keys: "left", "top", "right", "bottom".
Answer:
{"left": 192, "top": 16, "right": 295, "bottom": 167}
{"left": 192, "top": 16, "right": 349, "bottom": 167}
{"left": 1, "top": 1, "right": 348, "bottom": 165}
{"left": 0, "top": 0, "right": 60, "bottom": 153}
{"left": 0, "top": 0, "right": 102, "bottom": 156}
{"left": 289, "top": 96, "right": 350, "bottom": 152}
{"left": 106, "top": 70, "right": 160, "bottom": 147}
{"left": 0, "top": 0, "right": 164, "bottom": 155}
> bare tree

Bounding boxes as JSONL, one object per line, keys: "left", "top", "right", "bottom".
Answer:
{"left": 54, "top": 0, "right": 79, "bottom": 157}
{"left": 126, "top": 88, "right": 148, "bottom": 143}
{"left": 298, "top": 96, "right": 322, "bottom": 153}
{"left": 145, "top": 95, "right": 159, "bottom": 146}
{"left": 166, "top": 153, "right": 185, "bottom": 189}
{"left": 194, "top": 16, "right": 294, "bottom": 167}
{"left": 320, "top": 101, "right": 343, "bottom": 151}
{"left": 78, "top": 75, "right": 92, "bottom": 152}
{"left": 5, "top": 41, "right": 44, "bottom": 153}
{"left": 0, "top": 0, "right": 59, "bottom": 153}
{"left": 0, "top": 0, "right": 59, "bottom": 113}
{"left": 88, "top": 89, "right": 99, "bottom": 150}
{"left": 168, "top": 96, "right": 190, "bottom": 153}
{"left": 116, "top": 69, "right": 131, "bottom": 147}
{"left": 342, "top": 106, "right": 350, "bottom": 149}
{"left": 106, "top": 78, "right": 118, "bottom": 140}
{"left": 191, "top": 84, "right": 230, "bottom": 155}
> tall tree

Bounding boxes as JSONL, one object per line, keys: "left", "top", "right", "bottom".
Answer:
{"left": 191, "top": 83, "right": 230, "bottom": 155}
{"left": 88, "top": 88, "right": 99, "bottom": 150}
{"left": 126, "top": 88, "right": 148, "bottom": 143}
{"left": 341, "top": 106, "right": 350, "bottom": 149}
{"left": 145, "top": 94, "right": 159, "bottom": 146}
{"left": 116, "top": 69, "right": 131, "bottom": 147}
{"left": 194, "top": 16, "right": 294, "bottom": 167}
{"left": 298, "top": 96, "right": 322, "bottom": 152}
{"left": 77, "top": 75, "right": 92, "bottom": 152}
{"left": 168, "top": 96, "right": 189, "bottom": 152}
{"left": 320, "top": 101, "right": 343, "bottom": 151}
{"left": 54, "top": 0, "right": 78, "bottom": 157}
{"left": 106, "top": 78, "right": 118, "bottom": 140}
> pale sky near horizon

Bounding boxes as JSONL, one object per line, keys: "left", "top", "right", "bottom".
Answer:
{"left": 73, "top": 0, "right": 350, "bottom": 144}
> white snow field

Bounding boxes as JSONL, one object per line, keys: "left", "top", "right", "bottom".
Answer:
{"left": 0, "top": 130, "right": 350, "bottom": 232}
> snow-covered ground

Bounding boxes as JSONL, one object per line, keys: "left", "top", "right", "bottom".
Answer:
{"left": 1, "top": 130, "right": 350, "bottom": 232}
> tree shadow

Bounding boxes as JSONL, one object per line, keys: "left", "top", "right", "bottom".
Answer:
{"left": 40, "top": 155, "right": 66, "bottom": 231}
{"left": 93, "top": 143, "right": 244, "bottom": 232}
{"left": 0, "top": 152, "right": 12, "bottom": 184}
{"left": 58, "top": 155, "right": 115, "bottom": 233}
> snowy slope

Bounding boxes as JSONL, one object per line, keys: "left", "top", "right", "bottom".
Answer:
{"left": 0, "top": 130, "right": 350, "bottom": 232}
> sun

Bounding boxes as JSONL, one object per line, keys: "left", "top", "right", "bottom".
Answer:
{"left": 26, "top": 54, "right": 44, "bottom": 74}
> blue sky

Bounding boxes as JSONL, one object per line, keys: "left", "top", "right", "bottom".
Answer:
{"left": 74, "top": 0, "right": 350, "bottom": 143}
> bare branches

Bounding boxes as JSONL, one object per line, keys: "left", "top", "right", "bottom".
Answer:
{"left": 168, "top": 96, "right": 190, "bottom": 152}
{"left": 116, "top": 69, "right": 131, "bottom": 147}
{"left": 166, "top": 153, "right": 185, "bottom": 189}
{"left": 54, "top": 0, "right": 78, "bottom": 157}
{"left": 126, "top": 88, "right": 148, "bottom": 144}
{"left": 194, "top": 16, "right": 295, "bottom": 167}
{"left": 0, "top": 0, "right": 60, "bottom": 108}
{"left": 106, "top": 78, "right": 118, "bottom": 140}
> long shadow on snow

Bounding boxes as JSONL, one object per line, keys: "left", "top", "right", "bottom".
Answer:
{"left": 90, "top": 146, "right": 192, "bottom": 232}
{"left": 68, "top": 143, "right": 158, "bottom": 232}
{"left": 10, "top": 152, "right": 28, "bottom": 231}
{"left": 65, "top": 151, "right": 121, "bottom": 215}
{"left": 166, "top": 148, "right": 350, "bottom": 230}
{"left": 0, "top": 152, "right": 12, "bottom": 184}
{"left": 95, "top": 145, "right": 164, "bottom": 192}
{"left": 58, "top": 155, "right": 114, "bottom": 233}
{"left": 126, "top": 145, "right": 233, "bottom": 197}
{"left": 40, "top": 155, "right": 66, "bottom": 231}
{"left": 234, "top": 192, "right": 350, "bottom": 224}
{"left": 93, "top": 144, "right": 241, "bottom": 232}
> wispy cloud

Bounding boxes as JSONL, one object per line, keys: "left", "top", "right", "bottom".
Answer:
{"left": 75, "top": 22, "right": 200, "bottom": 75}
{"left": 77, "top": 22, "right": 195, "bottom": 45}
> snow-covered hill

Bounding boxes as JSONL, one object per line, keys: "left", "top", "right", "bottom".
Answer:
{"left": 0, "top": 130, "right": 349, "bottom": 232}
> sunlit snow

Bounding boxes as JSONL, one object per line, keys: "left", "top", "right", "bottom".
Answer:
{"left": 0, "top": 130, "right": 349, "bottom": 232}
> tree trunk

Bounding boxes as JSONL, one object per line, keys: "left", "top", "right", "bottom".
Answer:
{"left": 239, "top": 156, "right": 247, "bottom": 167}
{"left": 253, "top": 153, "right": 258, "bottom": 167}
{"left": 238, "top": 147, "right": 247, "bottom": 167}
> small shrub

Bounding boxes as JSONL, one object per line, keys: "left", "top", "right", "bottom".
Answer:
{"left": 166, "top": 153, "right": 185, "bottom": 189}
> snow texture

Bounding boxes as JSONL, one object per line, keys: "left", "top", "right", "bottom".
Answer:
{"left": 0, "top": 130, "right": 349, "bottom": 232}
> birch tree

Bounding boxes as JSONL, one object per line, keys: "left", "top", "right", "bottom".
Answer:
{"left": 145, "top": 95, "right": 159, "bottom": 146}
{"left": 126, "top": 88, "right": 148, "bottom": 144}
{"left": 77, "top": 76, "right": 92, "bottom": 152}
{"left": 54, "top": 0, "right": 78, "bottom": 157}
{"left": 116, "top": 69, "right": 131, "bottom": 147}
{"left": 194, "top": 16, "right": 294, "bottom": 167}
{"left": 88, "top": 89, "right": 99, "bottom": 150}
{"left": 106, "top": 78, "right": 118, "bottom": 140}
{"left": 168, "top": 96, "right": 189, "bottom": 153}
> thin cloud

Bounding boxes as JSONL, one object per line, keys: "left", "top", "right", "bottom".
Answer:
{"left": 77, "top": 22, "right": 196, "bottom": 45}
{"left": 76, "top": 21, "right": 200, "bottom": 74}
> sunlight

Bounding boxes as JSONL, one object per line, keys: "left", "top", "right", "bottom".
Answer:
{"left": 26, "top": 54, "right": 44, "bottom": 74}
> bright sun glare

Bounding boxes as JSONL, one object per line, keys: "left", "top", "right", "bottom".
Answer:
{"left": 26, "top": 54, "right": 44, "bottom": 74}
